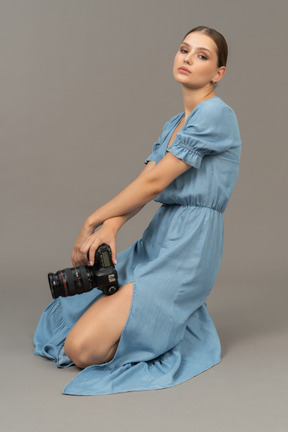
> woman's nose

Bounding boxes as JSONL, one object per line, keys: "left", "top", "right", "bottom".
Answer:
{"left": 184, "top": 52, "right": 193, "bottom": 64}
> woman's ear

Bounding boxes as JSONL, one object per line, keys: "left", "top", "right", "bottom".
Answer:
{"left": 213, "top": 66, "right": 226, "bottom": 84}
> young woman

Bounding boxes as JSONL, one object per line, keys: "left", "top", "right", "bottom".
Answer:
{"left": 34, "top": 26, "right": 241, "bottom": 395}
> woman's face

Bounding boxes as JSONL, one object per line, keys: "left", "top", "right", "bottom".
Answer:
{"left": 173, "top": 32, "right": 225, "bottom": 89}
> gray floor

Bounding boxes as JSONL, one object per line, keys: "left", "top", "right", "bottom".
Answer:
{"left": 1, "top": 274, "right": 287, "bottom": 432}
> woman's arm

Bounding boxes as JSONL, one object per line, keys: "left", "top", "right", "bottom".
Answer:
{"left": 72, "top": 161, "right": 155, "bottom": 265}
{"left": 72, "top": 209, "right": 143, "bottom": 266}
{"left": 99, "top": 159, "right": 157, "bottom": 233}
{"left": 86, "top": 153, "right": 191, "bottom": 230}
{"left": 77, "top": 207, "right": 144, "bottom": 266}
{"left": 72, "top": 154, "right": 191, "bottom": 265}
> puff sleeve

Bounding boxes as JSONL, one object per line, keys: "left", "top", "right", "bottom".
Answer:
{"left": 166, "top": 102, "right": 241, "bottom": 169}
{"left": 144, "top": 114, "right": 181, "bottom": 164}
{"left": 144, "top": 139, "right": 161, "bottom": 164}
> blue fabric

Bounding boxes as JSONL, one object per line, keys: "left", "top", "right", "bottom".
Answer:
{"left": 34, "top": 96, "right": 241, "bottom": 395}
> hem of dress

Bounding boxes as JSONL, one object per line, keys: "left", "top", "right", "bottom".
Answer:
{"left": 61, "top": 356, "right": 222, "bottom": 396}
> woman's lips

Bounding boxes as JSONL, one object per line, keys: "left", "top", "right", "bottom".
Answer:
{"left": 178, "top": 67, "right": 191, "bottom": 74}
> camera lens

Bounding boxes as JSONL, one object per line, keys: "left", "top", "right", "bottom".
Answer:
{"left": 48, "top": 266, "right": 96, "bottom": 299}
{"left": 48, "top": 272, "right": 67, "bottom": 299}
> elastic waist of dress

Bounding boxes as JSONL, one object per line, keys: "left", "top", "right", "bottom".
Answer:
{"left": 160, "top": 203, "right": 224, "bottom": 213}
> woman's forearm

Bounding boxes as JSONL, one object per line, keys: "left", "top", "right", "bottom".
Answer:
{"left": 86, "top": 173, "right": 161, "bottom": 230}
{"left": 85, "top": 152, "right": 191, "bottom": 231}
{"left": 102, "top": 206, "right": 144, "bottom": 234}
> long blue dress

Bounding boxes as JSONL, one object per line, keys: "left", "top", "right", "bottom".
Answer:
{"left": 34, "top": 96, "right": 241, "bottom": 395}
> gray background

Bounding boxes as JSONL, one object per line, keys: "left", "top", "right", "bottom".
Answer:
{"left": 1, "top": 0, "right": 287, "bottom": 431}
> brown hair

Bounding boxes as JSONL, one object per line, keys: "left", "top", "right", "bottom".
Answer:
{"left": 182, "top": 26, "right": 228, "bottom": 68}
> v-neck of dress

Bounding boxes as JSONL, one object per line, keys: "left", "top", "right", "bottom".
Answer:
{"left": 166, "top": 114, "right": 185, "bottom": 150}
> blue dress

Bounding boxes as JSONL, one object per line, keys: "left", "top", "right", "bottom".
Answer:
{"left": 34, "top": 96, "right": 241, "bottom": 395}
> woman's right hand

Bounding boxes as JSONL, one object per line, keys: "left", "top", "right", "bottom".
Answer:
{"left": 71, "top": 219, "right": 95, "bottom": 266}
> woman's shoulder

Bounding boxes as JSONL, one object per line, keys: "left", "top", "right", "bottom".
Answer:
{"left": 187, "top": 96, "right": 240, "bottom": 132}
{"left": 168, "top": 97, "right": 238, "bottom": 124}
{"left": 165, "top": 97, "right": 239, "bottom": 132}
{"left": 191, "top": 96, "right": 237, "bottom": 124}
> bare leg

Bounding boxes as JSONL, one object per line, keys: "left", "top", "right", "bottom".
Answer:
{"left": 64, "top": 282, "right": 133, "bottom": 369}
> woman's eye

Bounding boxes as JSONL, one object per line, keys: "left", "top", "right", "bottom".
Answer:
{"left": 180, "top": 48, "right": 188, "bottom": 53}
{"left": 199, "top": 55, "right": 208, "bottom": 60}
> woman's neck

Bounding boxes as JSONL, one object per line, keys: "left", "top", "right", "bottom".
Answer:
{"left": 181, "top": 85, "right": 216, "bottom": 119}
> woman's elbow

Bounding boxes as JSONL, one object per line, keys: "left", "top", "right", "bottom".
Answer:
{"left": 146, "top": 178, "right": 166, "bottom": 198}
{"left": 139, "top": 170, "right": 169, "bottom": 200}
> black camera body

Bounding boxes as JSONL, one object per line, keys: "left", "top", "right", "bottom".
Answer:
{"left": 48, "top": 244, "right": 119, "bottom": 299}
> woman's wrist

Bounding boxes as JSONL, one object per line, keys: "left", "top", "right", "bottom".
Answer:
{"left": 85, "top": 215, "right": 98, "bottom": 232}
{"left": 86, "top": 213, "right": 124, "bottom": 235}
{"left": 102, "top": 218, "right": 122, "bottom": 235}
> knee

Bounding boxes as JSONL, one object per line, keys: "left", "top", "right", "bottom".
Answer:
{"left": 64, "top": 335, "right": 86, "bottom": 368}
{"left": 64, "top": 334, "right": 109, "bottom": 369}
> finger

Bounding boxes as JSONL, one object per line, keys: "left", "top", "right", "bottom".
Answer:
{"left": 80, "top": 238, "right": 94, "bottom": 265}
{"left": 88, "top": 240, "right": 101, "bottom": 266}
{"left": 73, "top": 247, "right": 87, "bottom": 267}
{"left": 110, "top": 240, "right": 117, "bottom": 265}
{"left": 72, "top": 253, "right": 81, "bottom": 267}
{"left": 72, "top": 257, "right": 79, "bottom": 267}
{"left": 80, "top": 235, "right": 98, "bottom": 266}
{"left": 71, "top": 250, "right": 78, "bottom": 267}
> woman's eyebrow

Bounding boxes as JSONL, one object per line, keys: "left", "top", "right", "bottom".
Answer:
{"left": 181, "top": 41, "right": 212, "bottom": 55}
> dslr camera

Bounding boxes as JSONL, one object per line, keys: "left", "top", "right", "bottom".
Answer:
{"left": 48, "top": 244, "right": 119, "bottom": 299}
